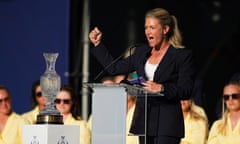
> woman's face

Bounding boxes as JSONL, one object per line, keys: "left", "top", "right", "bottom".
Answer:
{"left": 0, "top": 89, "right": 11, "bottom": 115}
{"left": 223, "top": 84, "right": 240, "bottom": 112}
{"left": 145, "top": 17, "right": 165, "bottom": 48}
{"left": 55, "top": 90, "right": 73, "bottom": 115}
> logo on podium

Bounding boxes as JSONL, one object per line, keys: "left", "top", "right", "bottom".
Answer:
{"left": 30, "top": 136, "right": 39, "bottom": 144}
{"left": 57, "top": 136, "right": 69, "bottom": 144}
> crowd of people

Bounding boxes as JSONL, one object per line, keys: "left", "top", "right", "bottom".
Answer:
{"left": 1, "top": 77, "right": 240, "bottom": 144}
{"left": 1, "top": 7, "right": 240, "bottom": 144}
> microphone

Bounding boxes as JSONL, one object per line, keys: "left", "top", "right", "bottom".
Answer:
{"left": 94, "top": 44, "right": 137, "bottom": 81}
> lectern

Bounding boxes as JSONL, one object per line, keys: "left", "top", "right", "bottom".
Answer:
{"left": 85, "top": 83, "right": 163, "bottom": 144}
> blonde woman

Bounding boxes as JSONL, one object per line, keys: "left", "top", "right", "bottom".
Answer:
{"left": 208, "top": 81, "right": 240, "bottom": 144}
{"left": 180, "top": 99, "right": 208, "bottom": 144}
{"left": 89, "top": 7, "right": 195, "bottom": 144}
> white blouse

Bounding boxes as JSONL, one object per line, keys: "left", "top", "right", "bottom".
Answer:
{"left": 144, "top": 60, "right": 158, "bottom": 81}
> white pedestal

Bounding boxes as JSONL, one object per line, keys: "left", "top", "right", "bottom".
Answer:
{"left": 23, "top": 124, "right": 79, "bottom": 144}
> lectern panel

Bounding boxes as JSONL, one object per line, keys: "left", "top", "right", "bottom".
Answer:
{"left": 84, "top": 83, "right": 156, "bottom": 144}
{"left": 92, "top": 86, "right": 126, "bottom": 144}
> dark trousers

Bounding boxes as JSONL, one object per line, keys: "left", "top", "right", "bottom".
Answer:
{"left": 139, "top": 136, "right": 180, "bottom": 144}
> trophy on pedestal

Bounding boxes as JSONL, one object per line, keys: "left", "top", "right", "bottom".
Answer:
{"left": 36, "top": 53, "right": 63, "bottom": 124}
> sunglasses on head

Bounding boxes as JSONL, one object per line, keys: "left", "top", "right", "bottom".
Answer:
{"left": 223, "top": 93, "right": 240, "bottom": 101}
{"left": 0, "top": 97, "right": 10, "bottom": 104}
{"left": 35, "top": 92, "right": 42, "bottom": 97}
{"left": 54, "top": 98, "right": 71, "bottom": 104}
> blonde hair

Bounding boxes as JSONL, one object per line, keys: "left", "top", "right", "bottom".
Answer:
{"left": 145, "top": 8, "right": 185, "bottom": 48}
{"left": 124, "top": 47, "right": 136, "bottom": 58}
{"left": 217, "top": 81, "right": 240, "bottom": 135}
{"left": 189, "top": 101, "right": 208, "bottom": 122}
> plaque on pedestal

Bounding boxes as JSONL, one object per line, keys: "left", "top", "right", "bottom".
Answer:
{"left": 22, "top": 124, "right": 79, "bottom": 144}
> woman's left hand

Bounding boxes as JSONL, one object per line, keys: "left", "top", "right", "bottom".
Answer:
{"left": 141, "top": 81, "right": 163, "bottom": 93}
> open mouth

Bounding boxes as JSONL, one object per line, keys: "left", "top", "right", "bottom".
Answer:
{"left": 147, "top": 36, "right": 154, "bottom": 43}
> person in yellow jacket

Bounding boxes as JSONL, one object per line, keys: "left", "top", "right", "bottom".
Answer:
{"left": 55, "top": 84, "right": 91, "bottom": 144}
{"left": 180, "top": 99, "right": 209, "bottom": 144}
{"left": 21, "top": 80, "right": 46, "bottom": 124}
{"left": 208, "top": 81, "right": 240, "bottom": 144}
{"left": 0, "top": 85, "right": 29, "bottom": 144}
{"left": 126, "top": 95, "right": 139, "bottom": 144}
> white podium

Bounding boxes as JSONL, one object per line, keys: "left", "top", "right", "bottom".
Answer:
{"left": 85, "top": 83, "right": 162, "bottom": 144}
{"left": 90, "top": 84, "right": 127, "bottom": 144}
{"left": 23, "top": 124, "right": 79, "bottom": 144}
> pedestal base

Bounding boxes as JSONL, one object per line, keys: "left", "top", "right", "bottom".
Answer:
{"left": 23, "top": 124, "right": 79, "bottom": 144}
{"left": 36, "top": 114, "right": 63, "bottom": 124}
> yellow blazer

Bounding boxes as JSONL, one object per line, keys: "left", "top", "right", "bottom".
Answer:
{"left": 21, "top": 106, "right": 39, "bottom": 124}
{"left": 208, "top": 115, "right": 240, "bottom": 144}
{"left": 0, "top": 112, "right": 29, "bottom": 144}
{"left": 180, "top": 113, "right": 208, "bottom": 144}
{"left": 126, "top": 104, "right": 139, "bottom": 144}
{"left": 65, "top": 114, "right": 91, "bottom": 144}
